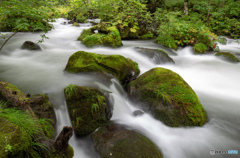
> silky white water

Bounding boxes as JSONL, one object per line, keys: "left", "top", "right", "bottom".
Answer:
{"left": 0, "top": 18, "right": 239, "bottom": 158}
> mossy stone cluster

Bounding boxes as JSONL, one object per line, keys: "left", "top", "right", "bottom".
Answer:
{"left": 215, "top": 52, "right": 239, "bottom": 63}
{"left": 77, "top": 23, "right": 122, "bottom": 47}
{"left": 64, "top": 85, "right": 112, "bottom": 137}
{"left": 193, "top": 43, "right": 208, "bottom": 54}
{"left": 65, "top": 51, "right": 140, "bottom": 87}
{"left": 92, "top": 122, "right": 163, "bottom": 158}
{"left": 128, "top": 67, "right": 207, "bottom": 127}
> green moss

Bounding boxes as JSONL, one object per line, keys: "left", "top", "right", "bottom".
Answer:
{"left": 50, "top": 145, "right": 74, "bottom": 158}
{"left": 64, "top": 85, "right": 111, "bottom": 137}
{"left": 139, "top": 32, "right": 154, "bottom": 39}
{"left": 193, "top": 43, "right": 208, "bottom": 54}
{"left": 215, "top": 52, "right": 240, "bottom": 63}
{"left": 77, "top": 29, "right": 93, "bottom": 41}
{"left": 78, "top": 25, "right": 122, "bottom": 48}
{"left": 64, "top": 51, "right": 140, "bottom": 86}
{"left": 129, "top": 67, "right": 207, "bottom": 127}
{"left": 112, "top": 133, "right": 162, "bottom": 158}
{"left": 155, "top": 35, "right": 178, "bottom": 50}
{"left": 72, "top": 22, "right": 80, "bottom": 27}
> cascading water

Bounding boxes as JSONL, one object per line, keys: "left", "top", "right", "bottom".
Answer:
{"left": 0, "top": 18, "right": 239, "bottom": 158}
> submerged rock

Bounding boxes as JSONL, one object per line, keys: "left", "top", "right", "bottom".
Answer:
{"left": 64, "top": 51, "right": 140, "bottom": 87}
{"left": 64, "top": 85, "right": 113, "bottom": 137}
{"left": 72, "top": 22, "right": 80, "bottom": 27}
{"left": 135, "top": 47, "right": 175, "bottom": 64}
{"left": 215, "top": 52, "right": 239, "bottom": 63}
{"left": 77, "top": 23, "right": 122, "bottom": 47}
{"left": 21, "top": 41, "right": 41, "bottom": 50}
{"left": 133, "top": 110, "right": 144, "bottom": 117}
{"left": 128, "top": 67, "right": 207, "bottom": 127}
{"left": 92, "top": 122, "right": 163, "bottom": 158}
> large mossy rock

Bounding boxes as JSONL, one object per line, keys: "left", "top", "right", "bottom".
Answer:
{"left": 155, "top": 35, "right": 178, "bottom": 50}
{"left": 92, "top": 122, "right": 163, "bottom": 158}
{"left": 0, "top": 117, "right": 32, "bottom": 158}
{"left": 215, "top": 52, "right": 240, "bottom": 63}
{"left": 29, "top": 94, "right": 57, "bottom": 135}
{"left": 64, "top": 85, "right": 113, "bottom": 137}
{"left": 135, "top": 47, "right": 175, "bottom": 64}
{"left": 65, "top": 51, "right": 140, "bottom": 87}
{"left": 128, "top": 68, "right": 207, "bottom": 127}
{"left": 0, "top": 81, "right": 28, "bottom": 109}
{"left": 77, "top": 23, "right": 122, "bottom": 47}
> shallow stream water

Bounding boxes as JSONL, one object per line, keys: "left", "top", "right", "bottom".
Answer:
{"left": 0, "top": 18, "right": 239, "bottom": 158}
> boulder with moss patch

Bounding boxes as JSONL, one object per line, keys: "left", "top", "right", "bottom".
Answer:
{"left": 64, "top": 85, "right": 113, "bottom": 137}
{"left": 29, "top": 94, "right": 56, "bottom": 136}
{"left": 193, "top": 43, "right": 208, "bottom": 54}
{"left": 65, "top": 51, "right": 140, "bottom": 87}
{"left": 72, "top": 22, "right": 80, "bottom": 27}
{"left": 135, "top": 47, "right": 175, "bottom": 64}
{"left": 21, "top": 41, "right": 41, "bottom": 50}
{"left": 77, "top": 23, "right": 122, "bottom": 47}
{"left": 128, "top": 67, "right": 207, "bottom": 127}
{"left": 92, "top": 122, "right": 163, "bottom": 158}
{"left": 215, "top": 52, "right": 239, "bottom": 63}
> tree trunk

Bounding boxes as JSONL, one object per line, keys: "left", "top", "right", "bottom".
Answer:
{"left": 184, "top": 0, "right": 189, "bottom": 15}
{"left": 207, "top": 0, "right": 211, "bottom": 27}
{"left": 54, "top": 126, "right": 73, "bottom": 151}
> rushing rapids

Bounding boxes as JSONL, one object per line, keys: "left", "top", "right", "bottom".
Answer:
{"left": 0, "top": 18, "right": 239, "bottom": 158}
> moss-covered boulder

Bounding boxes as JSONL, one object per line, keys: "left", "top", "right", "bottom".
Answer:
{"left": 65, "top": 51, "right": 140, "bottom": 87}
{"left": 64, "top": 85, "right": 113, "bottom": 137}
{"left": 77, "top": 23, "right": 122, "bottom": 48}
{"left": 72, "top": 22, "right": 80, "bottom": 27}
{"left": 193, "top": 43, "right": 208, "bottom": 54}
{"left": 128, "top": 67, "right": 207, "bottom": 127}
{"left": 135, "top": 47, "right": 175, "bottom": 64}
{"left": 29, "top": 94, "right": 56, "bottom": 136}
{"left": 0, "top": 117, "right": 32, "bottom": 158}
{"left": 21, "top": 41, "right": 41, "bottom": 50}
{"left": 215, "top": 52, "right": 240, "bottom": 63}
{"left": 0, "top": 81, "right": 28, "bottom": 109}
{"left": 155, "top": 35, "right": 178, "bottom": 50}
{"left": 92, "top": 122, "right": 163, "bottom": 158}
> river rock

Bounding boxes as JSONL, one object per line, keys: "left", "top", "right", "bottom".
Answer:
{"left": 128, "top": 67, "right": 207, "bottom": 127}
{"left": 92, "top": 122, "right": 163, "bottom": 158}
{"left": 77, "top": 23, "right": 122, "bottom": 47}
{"left": 135, "top": 47, "right": 175, "bottom": 64}
{"left": 215, "top": 52, "right": 239, "bottom": 63}
{"left": 133, "top": 110, "right": 144, "bottom": 116}
{"left": 64, "top": 85, "right": 113, "bottom": 137}
{"left": 64, "top": 51, "right": 140, "bottom": 88}
{"left": 29, "top": 94, "right": 57, "bottom": 137}
{"left": 72, "top": 22, "right": 80, "bottom": 27}
{"left": 21, "top": 41, "right": 41, "bottom": 50}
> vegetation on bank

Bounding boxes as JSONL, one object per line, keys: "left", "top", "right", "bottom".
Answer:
{"left": 1, "top": 0, "right": 239, "bottom": 52}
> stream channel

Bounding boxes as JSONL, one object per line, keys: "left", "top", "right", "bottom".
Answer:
{"left": 0, "top": 18, "right": 240, "bottom": 158}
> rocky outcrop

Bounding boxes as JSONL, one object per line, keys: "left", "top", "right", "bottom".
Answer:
{"left": 77, "top": 23, "right": 122, "bottom": 47}
{"left": 215, "top": 52, "right": 240, "bottom": 63}
{"left": 29, "top": 94, "right": 57, "bottom": 136}
{"left": 64, "top": 85, "right": 113, "bottom": 137}
{"left": 92, "top": 122, "right": 163, "bottom": 158}
{"left": 128, "top": 67, "right": 207, "bottom": 127}
{"left": 135, "top": 47, "right": 175, "bottom": 64}
{"left": 64, "top": 51, "right": 140, "bottom": 88}
{"left": 21, "top": 41, "right": 41, "bottom": 50}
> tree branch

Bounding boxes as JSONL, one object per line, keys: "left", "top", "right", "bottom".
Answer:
{"left": 0, "top": 32, "right": 17, "bottom": 52}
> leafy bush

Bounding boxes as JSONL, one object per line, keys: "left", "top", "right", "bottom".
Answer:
{"left": 155, "top": 9, "right": 217, "bottom": 51}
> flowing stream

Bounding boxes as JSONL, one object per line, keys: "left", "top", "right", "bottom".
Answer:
{"left": 0, "top": 18, "right": 239, "bottom": 158}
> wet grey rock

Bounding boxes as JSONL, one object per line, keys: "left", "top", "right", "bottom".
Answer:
{"left": 133, "top": 110, "right": 144, "bottom": 116}
{"left": 21, "top": 41, "right": 41, "bottom": 50}
{"left": 135, "top": 47, "right": 175, "bottom": 64}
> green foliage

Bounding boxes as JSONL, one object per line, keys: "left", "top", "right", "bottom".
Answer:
{"left": 0, "top": 105, "right": 53, "bottom": 157}
{"left": 39, "top": 118, "right": 55, "bottom": 139}
{"left": 193, "top": 43, "right": 208, "bottom": 54}
{"left": 154, "top": 9, "right": 218, "bottom": 51}
{"left": 65, "top": 84, "right": 78, "bottom": 98}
